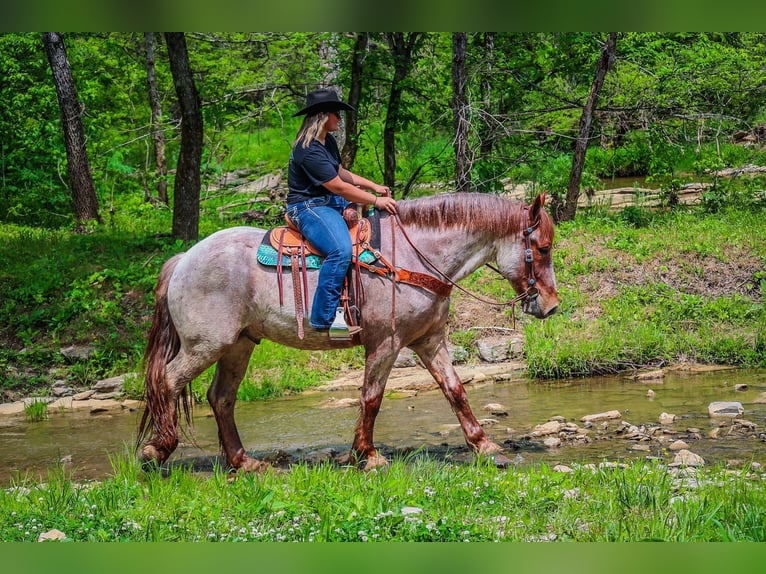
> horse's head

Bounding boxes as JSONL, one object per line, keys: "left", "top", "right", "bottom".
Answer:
{"left": 496, "top": 193, "right": 559, "bottom": 319}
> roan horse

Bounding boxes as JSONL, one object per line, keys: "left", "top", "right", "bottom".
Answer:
{"left": 137, "top": 192, "right": 558, "bottom": 472}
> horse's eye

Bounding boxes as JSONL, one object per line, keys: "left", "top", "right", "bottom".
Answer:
{"left": 538, "top": 246, "right": 551, "bottom": 256}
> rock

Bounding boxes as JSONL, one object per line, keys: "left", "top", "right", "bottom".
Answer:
{"left": 659, "top": 412, "right": 677, "bottom": 425}
{"left": 646, "top": 389, "right": 656, "bottom": 398}
{"left": 51, "top": 382, "right": 76, "bottom": 397}
{"left": 73, "top": 390, "right": 96, "bottom": 401}
{"left": 753, "top": 393, "right": 766, "bottom": 404}
{"left": 531, "top": 421, "right": 562, "bottom": 436}
{"left": 580, "top": 410, "right": 621, "bottom": 423}
{"left": 669, "top": 440, "right": 689, "bottom": 450}
{"left": 93, "top": 375, "right": 126, "bottom": 395}
{"left": 734, "top": 384, "right": 748, "bottom": 391}
{"left": 543, "top": 437, "right": 561, "bottom": 448}
{"left": 635, "top": 369, "right": 665, "bottom": 381}
{"left": 394, "top": 348, "right": 418, "bottom": 368}
{"left": 475, "top": 337, "right": 509, "bottom": 363}
{"left": 60, "top": 344, "right": 96, "bottom": 361}
{"left": 482, "top": 403, "right": 508, "bottom": 416}
{"left": 708, "top": 401, "right": 744, "bottom": 418}
{"left": 401, "top": 506, "right": 423, "bottom": 516}
{"left": 478, "top": 418, "right": 498, "bottom": 427}
{"left": 630, "top": 443, "right": 651, "bottom": 452}
{"left": 303, "top": 448, "right": 336, "bottom": 465}
{"left": 553, "top": 464, "right": 574, "bottom": 473}
{"left": 671, "top": 449, "right": 705, "bottom": 467}
{"left": 38, "top": 529, "right": 66, "bottom": 542}
{"left": 319, "top": 397, "right": 359, "bottom": 409}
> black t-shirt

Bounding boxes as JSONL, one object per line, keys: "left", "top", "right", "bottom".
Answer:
{"left": 286, "top": 134, "right": 341, "bottom": 204}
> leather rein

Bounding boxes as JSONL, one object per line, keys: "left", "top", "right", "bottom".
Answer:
{"left": 387, "top": 204, "right": 542, "bottom": 327}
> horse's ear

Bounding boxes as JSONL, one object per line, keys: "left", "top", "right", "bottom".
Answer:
{"left": 531, "top": 193, "right": 546, "bottom": 219}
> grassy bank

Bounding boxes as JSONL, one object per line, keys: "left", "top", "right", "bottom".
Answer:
{"left": 1, "top": 195, "right": 765, "bottom": 403}
{"left": 2, "top": 455, "right": 766, "bottom": 541}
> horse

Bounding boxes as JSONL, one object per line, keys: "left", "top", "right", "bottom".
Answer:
{"left": 137, "top": 192, "right": 559, "bottom": 472}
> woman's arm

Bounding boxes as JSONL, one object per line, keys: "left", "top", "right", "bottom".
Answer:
{"left": 338, "top": 166, "right": 390, "bottom": 198}
{"left": 323, "top": 174, "right": 397, "bottom": 214}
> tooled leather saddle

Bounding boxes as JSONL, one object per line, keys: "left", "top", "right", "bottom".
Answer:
{"left": 257, "top": 209, "right": 378, "bottom": 340}
{"left": 256, "top": 208, "right": 453, "bottom": 340}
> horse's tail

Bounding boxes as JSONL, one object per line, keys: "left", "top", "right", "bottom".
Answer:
{"left": 136, "top": 252, "right": 189, "bottom": 460}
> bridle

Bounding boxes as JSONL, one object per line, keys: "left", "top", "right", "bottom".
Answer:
{"left": 486, "top": 204, "right": 541, "bottom": 300}
{"left": 394, "top": 203, "right": 543, "bottom": 311}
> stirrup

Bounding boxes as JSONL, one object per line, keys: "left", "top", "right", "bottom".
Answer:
{"left": 329, "top": 307, "right": 361, "bottom": 340}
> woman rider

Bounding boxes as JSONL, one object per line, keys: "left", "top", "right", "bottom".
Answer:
{"left": 286, "top": 88, "right": 397, "bottom": 336}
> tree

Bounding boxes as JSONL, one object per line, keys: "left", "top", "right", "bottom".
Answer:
{"left": 165, "top": 32, "right": 203, "bottom": 241}
{"left": 451, "top": 32, "right": 471, "bottom": 192}
{"left": 383, "top": 33, "right": 423, "bottom": 190}
{"left": 340, "top": 32, "right": 369, "bottom": 169}
{"left": 144, "top": 32, "right": 168, "bottom": 206}
{"left": 41, "top": 32, "right": 101, "bottom": 225}
{"left": 561, "top": 32, "right": 618, "bottom": 222}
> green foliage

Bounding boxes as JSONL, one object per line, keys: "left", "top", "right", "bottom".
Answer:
{"left": 3, "top": 456, "right": 766, "bottom": 541}
{"left": 524, "top": 207, "right": 766, "bottom": 378}
{"left": 23, "top": 399, "right": 49, "bottom": 422}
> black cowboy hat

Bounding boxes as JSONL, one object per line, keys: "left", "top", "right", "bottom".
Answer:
{"left": 294, "top": 88, "right": 355, "bottom": 116}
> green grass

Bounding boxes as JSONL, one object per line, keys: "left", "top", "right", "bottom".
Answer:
{"left": 3, "top": 454, "right": 766, "bottom": 541}
{"left": 23, "top": 399, "right": 48, "bottom": 422}
{"left": 523, "top": 206, "right": 766, "bottom": 378}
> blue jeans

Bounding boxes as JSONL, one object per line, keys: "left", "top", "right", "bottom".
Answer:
{"left": 286, "top": 195, "right": 351, "bottom": 329}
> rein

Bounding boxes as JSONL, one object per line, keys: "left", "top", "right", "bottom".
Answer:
{"left": 390, "top": 205, "right": 541, "bottom": 327}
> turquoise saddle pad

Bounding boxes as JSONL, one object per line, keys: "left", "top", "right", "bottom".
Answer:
{"left": 257, "top": 244, "right": 377, "bottom": 270}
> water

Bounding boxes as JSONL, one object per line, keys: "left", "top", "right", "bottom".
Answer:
{"left": 2, "top": 368, "right": 765, "bottom": 483}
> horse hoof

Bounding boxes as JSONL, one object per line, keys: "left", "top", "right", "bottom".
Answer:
{"left": 477, "top": 440, "right": 503, "bottom": 455}
{"left": 238, "top": 457, "right": 271, "bottom": 474}
{"left": 138, "top": 444, "right": 168, "bottom": 471}
{"left": 363, "top": 454, "right": 389, "bottom": 472}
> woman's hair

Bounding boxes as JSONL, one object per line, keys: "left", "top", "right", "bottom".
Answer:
{"left": 293, "top": 112, "right": 330, "bottom": 149}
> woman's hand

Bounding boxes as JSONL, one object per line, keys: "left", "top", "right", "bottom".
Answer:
{"left": 372, "top": 184, "right": 391, "bottom": 198}
{"left": 374, "top": 195, "right": 397, "bottom": 214}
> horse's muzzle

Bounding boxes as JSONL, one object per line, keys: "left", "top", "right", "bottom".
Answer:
{"left": 522, "top": 290, "right": 558, "bottom": 319}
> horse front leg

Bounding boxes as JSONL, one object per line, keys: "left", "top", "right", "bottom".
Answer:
{"left": 350, "top": 344, "right": 399, "bottom": 471}
{"left": 411, "top": 336, "right": 503, "bottom": 456}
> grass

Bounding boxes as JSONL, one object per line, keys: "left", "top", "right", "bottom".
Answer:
{"left": 522, "top": 206, "right": 766, "bottom": 378}
{"left": 2, "top": 454, "right": 766, "bottom": 541}
{"left": 23, "top": 399, "right": 48, "bottom": 422}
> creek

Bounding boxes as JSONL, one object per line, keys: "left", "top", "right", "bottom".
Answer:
{"left": 2, "top": 367, "right": 765, "bottom": 484}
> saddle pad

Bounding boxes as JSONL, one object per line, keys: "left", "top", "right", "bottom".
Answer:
{"left": 257, "top": 243, "right": 378, "bottom": 269}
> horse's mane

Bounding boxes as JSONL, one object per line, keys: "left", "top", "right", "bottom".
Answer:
{"left": 396, "top": 192, "right": 553, "bottom": 241}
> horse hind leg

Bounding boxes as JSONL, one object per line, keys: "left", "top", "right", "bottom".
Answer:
{"left": 139, "top": 347, "right": 214, "bottom": 466}
{"left": 349, "top": 345, "right": 399, "bottom": 472}
{"left": 206, "top": 338, "right": 268, "bottom": 473}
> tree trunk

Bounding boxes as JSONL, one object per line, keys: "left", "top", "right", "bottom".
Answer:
{"left": 383, "top": 33, "right": 422, "bottom": 191}
{"left": 479, "top": 32, "right": 495, "bottom": 158}
{"left": 340, "top": 32, "right": 368, "bottom": 170}
{"left": 144, "top": 32, "right": 168, "bottom": 206}
{"left": 451, "top": 32, "right": 471, "bottom": 192}
{"left": 41, "top": 32, "right": 101, "bottom": 225}
{"left": 165, "top": 32, "right": 202, "bottom": 241}
{"left": 561, "top": 32, "right": 617, "bottom": 222}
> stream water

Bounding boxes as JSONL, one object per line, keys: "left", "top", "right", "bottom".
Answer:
{"left": 2, "top": 367, "right": 766, "bottom": 484}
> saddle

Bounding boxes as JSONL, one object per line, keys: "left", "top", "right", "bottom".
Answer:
{"left": 257, "top": 210, "right": 378, "bottom": 340}
{"left": 257, "top": 208, "right": 453, "bottom": 340}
